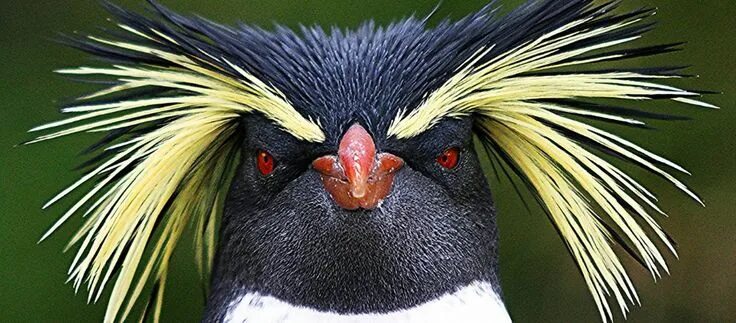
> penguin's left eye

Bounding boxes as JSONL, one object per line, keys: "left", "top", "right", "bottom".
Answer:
{"left": 437, "top": 147, "right": 460, "bottom": 169}
{"left": 256, "top": 150, "right": 276, "bottom": 175}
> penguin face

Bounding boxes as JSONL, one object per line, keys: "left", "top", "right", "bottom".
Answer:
{"left": 28, "top": 1, "right": 713, "bottom": 322}
{"left": 210, "top": 111, "right": 501, "bottom": 317}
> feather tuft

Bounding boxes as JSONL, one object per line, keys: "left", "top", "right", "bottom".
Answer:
{"left": 389, "top": 1, "right": 715, "bottom": 321}
{"left": 30, "top": 5, "right": 323, "bottom": 322}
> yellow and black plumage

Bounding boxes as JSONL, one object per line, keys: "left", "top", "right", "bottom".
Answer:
{"left": 26, "top": 0, "right": 717, "bottom": 322}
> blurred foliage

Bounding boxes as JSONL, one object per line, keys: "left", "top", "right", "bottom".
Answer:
{"left": 1, "top": 0, "right": 734, "bottom": 322}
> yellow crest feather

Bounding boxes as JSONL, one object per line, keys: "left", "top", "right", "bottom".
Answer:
{"left": 388, "top": 10, "right": 716, "bottom": 322}
{"left": 28, "top": 2, "right": 718, "bottom": 322}
{"left": 29, "top": 23, "right": 324, "bottom": 323}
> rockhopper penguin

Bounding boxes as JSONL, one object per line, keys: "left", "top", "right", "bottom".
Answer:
{"left": 25, "top": 0, "right": 716, "bottom": 322}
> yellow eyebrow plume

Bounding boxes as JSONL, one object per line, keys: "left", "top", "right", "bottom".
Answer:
{"left": 27, "top": 23, "right": 324, "bottom": 323}
{"left": 388, "top": 10, "right": 716, "bottom": 322}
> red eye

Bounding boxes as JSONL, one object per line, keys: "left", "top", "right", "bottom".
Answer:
{"left": 256, "top": 150, "right": 275, "bottom": 175}
{"left": 437, "top": 148, "right": 460, "bottom": 169}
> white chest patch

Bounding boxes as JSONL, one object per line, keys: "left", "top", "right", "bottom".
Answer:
{"left": 224, "top": 281, "right": 512, "bottom": 323}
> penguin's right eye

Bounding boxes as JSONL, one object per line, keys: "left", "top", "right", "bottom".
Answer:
{"left": 256, "top": 150, "right": 276, "bottom": 176}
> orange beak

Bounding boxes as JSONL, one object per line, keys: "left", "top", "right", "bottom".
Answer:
{"left": 312, "top": 124, "right": 404, "bottom": 210}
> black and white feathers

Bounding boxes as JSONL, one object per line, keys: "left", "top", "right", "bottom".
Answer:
{"left": 27, "top": 0, "right": 715, "bottom": 322}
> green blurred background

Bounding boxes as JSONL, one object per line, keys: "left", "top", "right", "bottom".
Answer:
{"left": 1, "top": 0, "right": 733, "bottom": 322}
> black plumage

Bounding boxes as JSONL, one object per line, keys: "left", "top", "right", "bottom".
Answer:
{"left": 26, "top": 0, "right": 716, "bottom": 322}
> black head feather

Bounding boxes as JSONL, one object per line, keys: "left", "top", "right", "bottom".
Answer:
{"left": 28, "top": 1, "right": 715, "bottom": 322}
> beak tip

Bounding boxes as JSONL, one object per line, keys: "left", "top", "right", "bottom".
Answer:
{"left": 349, "top": 187, "right": 368, "bottom": 199}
